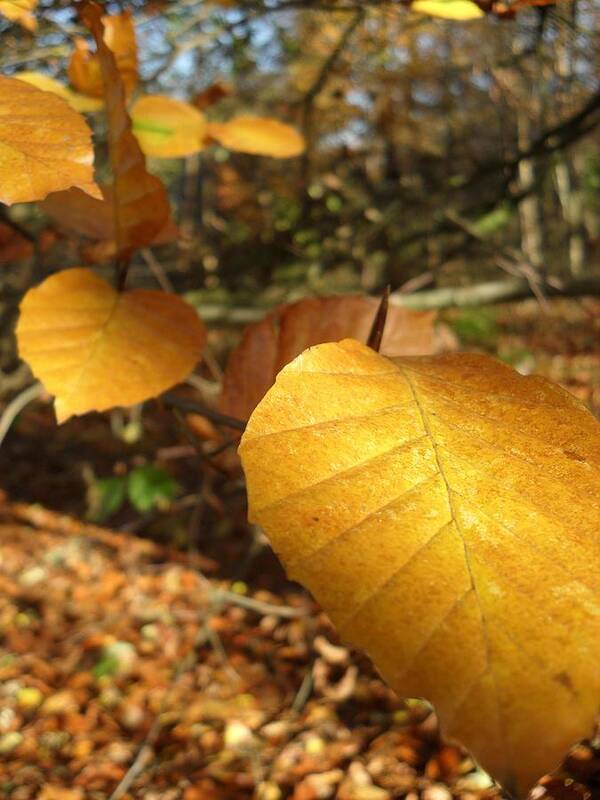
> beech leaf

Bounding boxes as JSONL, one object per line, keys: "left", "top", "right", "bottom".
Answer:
{"left": 239, "top": 338, "right": 600, "bottom": 797}
{"left": 207, "top": 117, "right": 305, "bottom": 158}
{"left": 412, "top": 0, "right": 484, "bottom": 19}
{"left": 131, "top": 95, "right": 208, "bottom": 158}
{"left": 78, "top": 1, "right": 171, "bottom": 260}
{"left": 0, "top": 76, "right": 100, "bottom": 205}
{"left": 17, "top": 268, "right": 206, "bottom": 422}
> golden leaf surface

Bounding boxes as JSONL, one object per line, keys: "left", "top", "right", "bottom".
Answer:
{"left": 79, "top": 1, "right": 171, "bottom": 261}
{"left": 0, "top": 0, "right": 37, "bottom": 30}
{"left": 17, "top": 268, "right": 206, "bottom": 423}
{"left": 131, "top": 95, "right": 207, "bottom": 158}
{"left": 14, "top": 71, "right": 103, "bottom": 112}
{"left": 0, "top": 76, "right": 100, "bottom": 206}
{"left": 207, "top": 117, "right": 305, "bottom": 158}
{"left": 412, "top": 0, "right": 484, "bottom": 18}
{"left": 239, "top": 338, "right": 600, "bottom": 797}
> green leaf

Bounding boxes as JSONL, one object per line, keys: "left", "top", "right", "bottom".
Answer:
{"left": 88, "top": 475, "right": 128, "bottom": 522}
{"left": 127, "top": 465, "right": 179, "bottom": 513}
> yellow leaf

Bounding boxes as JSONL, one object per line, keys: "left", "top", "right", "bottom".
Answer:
{"left": 239, "top": 339, "right": 600, "bottom": 797}
{"left": 17, "top": 268, "right": 206, "bottom": 422}
{"left": 412, "top": 0, "right": 484, "bottom": 19}
{"left": 14, "top": 71, "right": 103, "bottom": 113}
{"left": 79, "top": 1, "right": 172, "bottom": 260}
{"left": 68, "top": 10, "right": 138, "bottom": 98}
{"left": 131, "top": 95, "right": 207, "bottom": 158}
{"left": 0, "top": 0, "right": 37, "bottom": 31}
{"left": 0, "top": 76, "right": 100, "bottom": 206}
{"left": 207, "top": 117, "right": 305, "bottom": 158}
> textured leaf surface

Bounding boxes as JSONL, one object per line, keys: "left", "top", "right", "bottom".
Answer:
{"left": 220, "top": 295, "right": 438, "bottom": 422}
{"left": 131, "top": 95, "right": 207, "bottom": 158}
{"left": 79, "top": 1, "right": 171, "bottom": 260}
{"left": 14, "top": 71, "right": 103, "bottom": 112}
{"left": 207, "top": 117, "right": 305, "bottom": 158}
{"left": 239, "top": 338, "right": 600, "bottom": 796}
{"left": 0, "top": 0, "right": 37, "bottom": 30}
{"left": 0, "top": 76, "right": 100, "bottom": 205}
{"left": 412, "top": 0, "right": 484, "bottom": 18}
{"left": 17, "top": 268, "right": 206, "bottom": 422}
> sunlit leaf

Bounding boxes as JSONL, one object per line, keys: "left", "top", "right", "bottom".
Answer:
{"left": 17, "top": 268, "right": 206, "bottom": 422}
{"left": 0, "top": 76, "right": 100, "bottom": 205}
{"left": 68, "top": 10, "right": 138, "bottom": 98}
{"left": 240, "top": 338, "right": 600, "bottom": 797}
{"left": 14, "top": 71, "right": 103, "bottom": 112}
{"left": 220, "top": 295, "right": 439, "bottom": 422}
{"left": 79, "top": 1, "right": 172, "bottom": 261}
{"left": 207, "top": 117, "right": 305, "bottom": 158}
{"left": 0, "top": 0, "right": 37, "bottom": 31}
{"left": 131, "top": 95, "right": 208, "bottom": 158}
{"left": 412, "top": 0, "right": 484, "bottom": 19}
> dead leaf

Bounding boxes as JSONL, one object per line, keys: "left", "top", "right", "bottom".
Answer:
{"left": 68, "top": 38, "right": 104, "bottom": 99}
{"left": 239, "top": 338, "right": 600, "bottom": 796}
{"left": 14, "top": 71, "right": 103, "bottom": 113}
{"left": 220, "top": 295, "right": 437, "bottom": 422}
{"left": 78, "top": 1, "right": 171, "bottom": 261}
{"left": 131, "top": 95, "right": 207, "bottom": 158}
{"left": 0, "top": 0, "right": 37, "bottom": 31}
{"left": 207, "top": 117, "right": 305, "bottom": 158}
{"left": 192, "top": 82, "right": 232, "bottom": 110}
{"left": 17, "top": 267, "right": 206, "bottom": 422}
{"left": 0, "top": 75, "right": 100, "bottom": 205}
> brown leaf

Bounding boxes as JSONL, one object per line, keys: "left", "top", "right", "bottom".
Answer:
{"left": 78, "top": 1, "right": 172, "bottom": 261}
{"left": 220, "top": 295, "right": 438, "bottom": 422}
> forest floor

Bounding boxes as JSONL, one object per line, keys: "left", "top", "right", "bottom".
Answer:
{"left": 0, "top": 297, "right": 599, "bottom": 800}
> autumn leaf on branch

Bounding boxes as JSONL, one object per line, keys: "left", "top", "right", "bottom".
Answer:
{"left": 17, "top": 269, "right": 206, "bottom": 423}
{"left": 14, "top": 71, "right": 103, "bottom": 113}
{"left": 239, "top": 338, "right": 600, "bottom": 798}
{"left": 0, "top": 76, "right": 100, "bottom": 205}
{"left": 220, "top": 295, "right": 441, "bottom": 423}
{"left": 207, "top": 117, "right": 305, "bottom": 158}
{"left": 78, "top": 0, "right": 171, "bottom": 265}
{"left": 131, "top": 95, "right": 208, "bottom": 158}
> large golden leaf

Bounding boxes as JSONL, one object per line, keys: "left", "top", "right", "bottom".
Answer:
{"left": 0, "top": 76, "right": 100, "bottom": 205}
{"left": 17, "top": 268, "right": 206, "bottom": 422}
{"left": 0, "top": 0, "right": 37, "bottom": 31}
{"left": 239, "top": 338, "right": 600, "bottom": 797}
{"left": 207, "top": 117, "right": 305, "bottom": 158}
{"left": 79, "top": 1, "right": 171, "bottom": 261}
{"left": 131, "top": 95, "right": 208, "bottom": 158}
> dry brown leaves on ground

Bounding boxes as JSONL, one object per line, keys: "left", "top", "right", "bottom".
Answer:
{"left": 0, "top": 497, "right": 598, "bottom": 800}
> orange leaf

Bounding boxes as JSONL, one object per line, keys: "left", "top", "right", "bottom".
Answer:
{"left": 240, "top": 339, "right": 600, "bottom": 796}
{"left": 192, "top": 82, "right": 232, "bottom": 111}
{"left": 207, "top": 117, "right": 305, "bottom": 158}
{"left": 14, "top": 71, "right": 103, "bottom": 113}
{"left": 131, "top": 95, "right": 207, "bottom": 158}
{"left": 0, "top": 76, "right": 100, "bottom": 205}
{"left": 78, "top": 1, "right": 172, "bottom": 261}
{"left": 220, "top": 295, "right": 438, "bottom": 422}
{"left": 17, "top": 268, "right": 206, "bottom": 422}
{"left": 68, "top": 10, "right": 138, "bottom": 98}
{"left": 0, "top": 0, "right": 37, "bottom": 31}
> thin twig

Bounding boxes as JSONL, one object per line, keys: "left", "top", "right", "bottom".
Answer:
{"left": 210, "top": 589, "right": 309, "bottom": 619}
{"left": 0, "top": 383, "right": 44, "bottom": 449}
{"left": 161, "top": 392, "right": 247, "bottom": 432}
{"left": 367, "top": 286, "right": 390, "bottom": 352}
